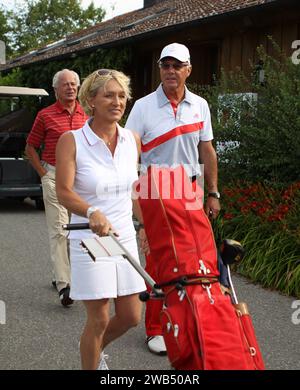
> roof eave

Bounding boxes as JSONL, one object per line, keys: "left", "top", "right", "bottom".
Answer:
{"left": 0, "top": 0, "right": 293, "bottom": 72}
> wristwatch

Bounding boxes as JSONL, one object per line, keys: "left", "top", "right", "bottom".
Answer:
{"left": 208, "top": 191, "right": 221, "bottom": 200}
{"left": 86, "top": 206, "right": 99, "bottom": 219}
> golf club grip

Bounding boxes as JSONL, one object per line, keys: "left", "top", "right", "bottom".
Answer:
{"left": 63, "top": 223, "right": 90, "bottom": 230}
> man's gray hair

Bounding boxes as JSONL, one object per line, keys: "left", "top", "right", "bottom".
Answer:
{"left": 52, "top": 69, "right": 80, "bottom": 89}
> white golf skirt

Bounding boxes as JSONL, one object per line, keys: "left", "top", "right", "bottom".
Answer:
{"left": 69, "top": 238, "right": 146, "bottom": 300}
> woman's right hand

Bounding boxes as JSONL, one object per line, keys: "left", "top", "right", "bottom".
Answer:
{"left": 88, "top": 210, "right": 113, "bottom": 236}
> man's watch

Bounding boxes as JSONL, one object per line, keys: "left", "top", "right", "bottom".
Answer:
{"left": 208, "top": 191, "right": 221, "bottom": 200}
{"left": 86, "top": 206, "right": 99, "bottom": 219}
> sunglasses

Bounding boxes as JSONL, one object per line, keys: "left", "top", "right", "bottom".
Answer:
{"left": 159, "top": 62, "right": 189, "bottom": 70}
{"left": 97, "top": 69, "right": 113, "bottom": 76}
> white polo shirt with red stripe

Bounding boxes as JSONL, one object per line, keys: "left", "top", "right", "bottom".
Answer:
{"left": 125, "top": 84, "right": 213, "bottom": 177}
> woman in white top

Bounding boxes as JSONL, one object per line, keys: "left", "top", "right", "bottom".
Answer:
{"left": 55, "top": 69, "right": 146, "bottom": 370}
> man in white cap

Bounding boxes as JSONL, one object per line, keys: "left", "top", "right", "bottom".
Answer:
{"left": 126, "top": 43, "right": 220, "bottom": 355}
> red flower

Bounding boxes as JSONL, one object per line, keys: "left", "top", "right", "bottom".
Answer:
{"left": 277, "top": 204, "right": 290, "bottom": 214}
{"left": 241, "top": 205, "right": 250, "bottom": 214}
{"left": 257, "top": 207, "right": 268, "bottom": 216}
{"left": 237, "top": 196, "right": 248, "bottom": 204}
{"left": 224, "top": 213, "right": 234, "bottom": 220}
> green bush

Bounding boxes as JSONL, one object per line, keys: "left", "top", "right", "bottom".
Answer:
{"left": 213, "top": 181, "right": 300, "bottom": 297}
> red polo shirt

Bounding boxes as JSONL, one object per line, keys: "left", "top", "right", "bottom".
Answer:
{"left": 27, "top": 100, "right": 88, "bottom": 166}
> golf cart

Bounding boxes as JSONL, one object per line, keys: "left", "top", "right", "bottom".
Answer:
{"left": 0, "top": 86, "right": 49, "bottom": 209}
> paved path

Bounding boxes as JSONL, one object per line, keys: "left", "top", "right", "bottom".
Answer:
{"left": 0, "top": 198, "right": 299, "bottom": 370}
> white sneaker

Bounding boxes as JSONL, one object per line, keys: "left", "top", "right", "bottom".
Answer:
{"left": 97, "top": 351, "right": 109, "bottom": 370}
{"left": 146, "top": 335, "right": 167, "bottom": 355}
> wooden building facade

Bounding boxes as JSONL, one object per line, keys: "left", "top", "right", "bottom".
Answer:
{"left": 132, "top": 0, "right": 300, "bottom": 97}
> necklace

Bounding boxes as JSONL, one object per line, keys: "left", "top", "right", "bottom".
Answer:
{"left": 105, "top": 134, "right": 116, "bottom": 147}
{"left": 91, "top": 126, "right": 116, "bottom": 147}
{"left": 106, "top": 140, "right": 114, "bottom": 147}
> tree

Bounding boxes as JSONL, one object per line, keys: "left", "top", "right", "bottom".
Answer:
{"left": 9, "top": 0, "right": 106, "bottom": 56}
{"left": 0, "top": 6, "right": 12, "bottom": 57}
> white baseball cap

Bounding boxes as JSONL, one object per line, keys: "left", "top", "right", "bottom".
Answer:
{"left": 158, "top": 43, "right": 191, "bottom": 64}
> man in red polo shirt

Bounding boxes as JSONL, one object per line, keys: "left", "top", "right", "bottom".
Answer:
{"left": 26, "top": 69, "right": 88, "bottom": 306}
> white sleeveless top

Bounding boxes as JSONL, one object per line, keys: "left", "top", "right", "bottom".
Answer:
{"left": 69, "top": 119, "right": 138, "bottom": 241}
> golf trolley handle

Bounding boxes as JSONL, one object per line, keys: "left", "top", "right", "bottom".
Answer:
{"left": 107, "top": 231, "right": 160, "bottom": 291}
{"left": 62, "top": 223, "right": 90, "bottom": 230}
{"left": 62, "top": 223, "right": 164, "bottom": 299}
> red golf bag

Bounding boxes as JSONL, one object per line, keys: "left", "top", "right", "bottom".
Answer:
{"left": 136, "top": 165, "right": 264, "bottom": 370}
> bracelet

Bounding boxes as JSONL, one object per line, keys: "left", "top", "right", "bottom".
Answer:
{"left": 86, "top": 206, "right": 99, "bottom": 219}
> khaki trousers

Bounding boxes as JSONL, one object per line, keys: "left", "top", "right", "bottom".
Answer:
{"left": 41, "top": 168, "right": 70, "bottom": 292}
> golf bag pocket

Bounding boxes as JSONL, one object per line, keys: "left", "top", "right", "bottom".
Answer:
{"left": 234, "top": 303, "right": 265, "bottom": 369}
{"left": 160, "top": 309, "right": 182, "bottom": 365}
{"left": 192, "top": 293, "right": 257, "bottom": 370}
{"left": 160, "top": 297, "right": 203, "bottom": 370}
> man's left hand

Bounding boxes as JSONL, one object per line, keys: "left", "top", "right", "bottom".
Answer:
{"left": 205, "top": 197, "right": 221, "bottom": 219}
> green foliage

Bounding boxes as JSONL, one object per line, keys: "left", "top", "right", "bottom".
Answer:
{"left": 0, "top": 7, "right": 9, "bottom": 37}
{"left": 0, "top": 68, "right": 24, "bottom": 114}
{"left": 214, "top": 181, "right": 300, "bottom": 298}
{"left": 7, "top": 0, "right": 105, "bottom": 56}
{"left": 0, "top": 67, "right": 23, "bottom": 86}
{"left": 189, "top": 40, "right": 300, "bottom": 185}
{"left": 0, "top": 6, "right": 12, "bottom": 56}
{"left": 0, "top": 67, "right": 46, "bottom": 118}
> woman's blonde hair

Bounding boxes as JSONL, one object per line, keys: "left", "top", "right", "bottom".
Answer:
{"left": 78, "top": 69, "right": 131, "bottom": 116}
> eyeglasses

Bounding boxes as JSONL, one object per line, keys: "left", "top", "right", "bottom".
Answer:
{"left": 159, "top": 62, "right": 189, "bottom": 71}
